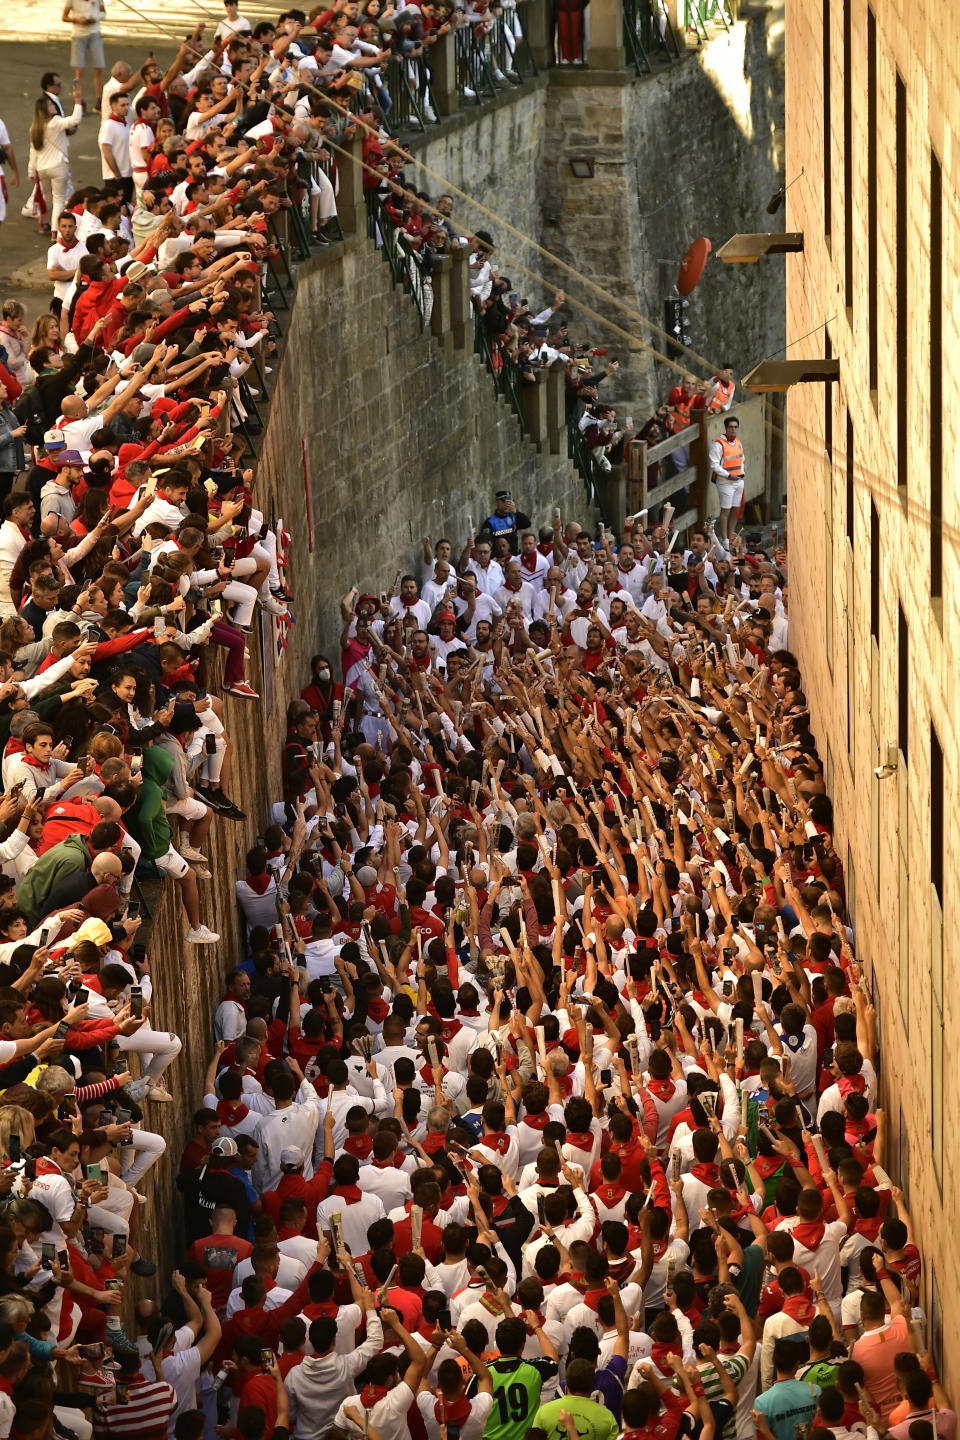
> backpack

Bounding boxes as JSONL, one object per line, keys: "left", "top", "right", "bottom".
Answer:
{"left": 12, "top": 386, "right": 48, "bottom": 448}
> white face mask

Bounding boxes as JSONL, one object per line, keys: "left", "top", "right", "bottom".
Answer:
{"left": 318, "top": 668, "right": 330, "bottom": 682}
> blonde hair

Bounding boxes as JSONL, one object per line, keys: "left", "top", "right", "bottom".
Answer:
{"left": 0, "top": 1106, "right": 35, "bottom": 1162}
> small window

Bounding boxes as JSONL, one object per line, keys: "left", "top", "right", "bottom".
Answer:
{"left": 931, "top": 724, "right": 943, "bottom": 902}
{"left": 845, "top": 411, "right": 854, "bottom": 545}
{"left": 823, "top": 2, "right": 832, "bottom": 238}
{"left": 843, "top": 0, "right": 853, "bottom": 307}
{"left": 869, "top": 503, "right": 880, "bottom": 642}
{"left": 931, "top": 151, "right": 942, "bottom": 600}
{"left": 898, "top": 605, "right": 909, "bottom": 760}
{"left": 867, "top": 8, "right": 878, "bottom": 390}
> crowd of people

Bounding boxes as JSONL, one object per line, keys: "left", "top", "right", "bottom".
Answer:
{"left": 0, "top": 8, "right": 948, "bottom": 1440}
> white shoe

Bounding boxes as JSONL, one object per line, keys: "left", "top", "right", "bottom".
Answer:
{"left": 147, "top": 1085, "right": 173, "bottom": 1102}
{"left": 463, "top": 85, "right": 476, "bottom": 98}
{"left": 260, "top": 594, "right": 290, "bottom": 617}
{"left": 191, "top": 864, "right": 213, "bottom": 880}
{"left": 185, "top": 925, "right": 220, "bottom": 944}
{"left": 423, "top": 105, "right": 437, "bottom": 122}
{"left": 179, "top": 844, "right": 207, "bottom": 863}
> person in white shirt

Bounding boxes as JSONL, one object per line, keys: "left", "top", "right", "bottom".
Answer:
{"left": 46, "top": 212, "right": 87, "bottom": 311}
{"left": 316, "top": 1154, "right": 386, "bottom": 1256}
{"left": 97, "top": 94, "right": 131, "bottom": 186}
{"left": 129, "top": 95, "right": 160, "bottom": 196}
{"left": 493, "top": 560, "right": 536, "bottom": 620}
{"left": 465, "top": 540, "right": 504, "bottom": 596}
{"left": 390, "top": 575, "right": 432, "bottom": 630}
{"left": 517, "top": 533, "right": 550, "bottom": 591}
{"left": 251, "top": 1069, "right": 321, "bottom": 1193}
{"left": 28, "top": 89, "right": 84, "bottom": 229}
{"left": 214, "top": 0, "right": 252, "bottom": 42}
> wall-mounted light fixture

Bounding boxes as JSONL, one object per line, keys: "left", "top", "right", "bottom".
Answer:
{"left": 717, "top": 232, "right": 804, "bottom": 263}
{"left": 569, "top": 157, "right": 595, "bottom": 178}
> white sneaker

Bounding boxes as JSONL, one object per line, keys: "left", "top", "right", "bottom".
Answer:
{"left": 463, "top": 85, "right": 476, "bottom": 98}
{"left": 260, "top": 594, "right": 290, "bottom": 617}
{"left": 179, "top": 844, "right": 207, "bottom": 863}
{"left": 423, "top": 105, "right": 437, "bottom": 122}
{"left": 191, "top": 864, "right": 213, "bottom": 880}
{"left": 147, "top": 1086, "right": 173, "bottom": 1102}
{"left": 185, "top": 925, "right": 220, "bottom": 944}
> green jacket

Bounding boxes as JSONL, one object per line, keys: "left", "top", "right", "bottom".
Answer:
{"left": 16, "top": 832, "right": 93, "bottom": 925}
{"left": 124, "top": 745, "right": 174, "bottom": 862}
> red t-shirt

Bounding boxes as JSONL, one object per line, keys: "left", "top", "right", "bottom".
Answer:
{"left": 188, "top": 1234, "right": 254, "bottom": 1311}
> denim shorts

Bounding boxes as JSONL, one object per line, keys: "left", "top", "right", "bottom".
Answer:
{"left": 70, "top": 28, "right": 105, "bottom": 67}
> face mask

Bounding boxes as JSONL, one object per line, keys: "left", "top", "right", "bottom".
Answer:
{"left": 318, "top": 668, "right": 330, "bottom": 682}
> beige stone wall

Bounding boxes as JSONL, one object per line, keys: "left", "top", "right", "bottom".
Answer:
{"left": 784, "top": 0, "right": 960, "bottom": 1379}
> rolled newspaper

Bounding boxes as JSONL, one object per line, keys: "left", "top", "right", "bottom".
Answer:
{"left": 427, "top": 1036, "right": 442, "bottom": 1073}
{"left": 735, "top": 1017, "right": 744, "bottom": 1065}
{"left": 410, "top": 1204, "right": 423, "bottom": 1251}
{"left": 740, "top": 1087, "right": 748, "bottom": 1127}
{"left": 810, "top": 1132, "right": 828, "bottom": 1173}
{"left": 752, "top": 970, "right": 763, "bottom": 1007}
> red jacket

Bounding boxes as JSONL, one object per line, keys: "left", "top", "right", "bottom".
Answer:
{"left": 71, "top": 276, "right": 126, "bottom": 346}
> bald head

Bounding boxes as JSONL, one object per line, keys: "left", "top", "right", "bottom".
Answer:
{"left": 93, "top": 796, "right": 122, "bottom": 824}
{"left": 91, "top": 851, "right": 123, "bottom": 883}
{"left": 60, "top": 396, "right": 87, "bottom": 421}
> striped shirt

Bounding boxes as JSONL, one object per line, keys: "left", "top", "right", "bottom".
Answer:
{"left": 697, "top": 1353, "right": 750, "bottom": 1439}
{"left": 94, "top": 1375, "right": 176, "bottom": 1440}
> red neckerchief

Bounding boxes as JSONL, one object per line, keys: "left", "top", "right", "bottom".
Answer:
{"left": 566, "top": 1131, "right": 594, "bottom": 1152}
{"left": 690, "top": 1161, "right": 720, "bottom": 1186}
{"left": 651, "top": 1339, "right": 683, "bottom": 1372}
{"left": 524, "top": 1308, "right": 546, "bottom": 1335}
{"left": 789, "top": 1218, "right": 826, "bottom": 1250}
{"left": 435, "top": 1395, "right": 472, "bottom": 1428}
{"left": 19, "top": 755, "right": 50, "bottom": 770}
{"left": 522, "top": 1112, "right": 550, "bottom": 1130}
{"left": 367, "top": 996, "right": 390, "bottom": 1023}
{"left": 36, "top": 1157, "right": 63, "bottom": 1177}
{"left": 419, "top": 1062, "right": 447, "bottom": 1085}
{"left": 594, "top": 1182, "right": 627, "bottom": 1207}
{"left": 837, "top": 1074, "right": 866, "bottom": 1096}
{"left": 520, "top": 553, "right": 539, "bottom": 572}
{"left": 782, "top": 1292, "right": 816, "bottom": 1323}
{"left": 334, "top": 1184, "right": 364, "bottom": 1204}
{"left": 646, "top": 1078, "right": 676, "bottom": 1101}
{"left": 244, "top": 873, "right": 273, "bottom": 895}
{"left": 440, "top": 1018, "right": 462, "bottom": 1042}
{"left": 301, "top": 1300, "right": 338, "bottom": 1320}
{"left": 477, "top": 1132, "right": 512, "bottom": 1156}
{"left": 421, "top": 1133, "right": 448, "bottom": 1155}
{"left": 582, "top": 1287, "right": 606, "bottom": 1313}
{"left": 343, "top": 1135, "right": 373, "bottom": 1160}
{"left": 854, "top": 1213, "right": 883, "bottom": 1241}
{"left": 360, "top": 1384, "right": 391, "bottom": 1409}
{"left": 217, "top": 1099, "right": 249, "bottom": 1126}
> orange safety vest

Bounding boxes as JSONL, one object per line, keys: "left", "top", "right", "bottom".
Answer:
{"left": 708, "top": 377, "right": 735, "bottom": 413}
{"left": 717, "top": 434, "right": 744, "bottom": 478}
{"left": 666, "top": 397, "right": 691, "bottom": 434}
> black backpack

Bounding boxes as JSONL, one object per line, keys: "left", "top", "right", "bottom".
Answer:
{"left": 12, "top": 386, "right": 48, "bottom": 448}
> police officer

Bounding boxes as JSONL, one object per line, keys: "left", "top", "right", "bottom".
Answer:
{"left": 480, "top": 490, "right": 531, "bottom": 556}
{"left": 707, "top": 413, "right": 745, "bottom": 543}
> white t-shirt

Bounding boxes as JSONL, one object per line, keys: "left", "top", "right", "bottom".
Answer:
{"left": 128, "top": 119, "right": 155, "bottom": 174}
{"left": 97, "top": 114, "right": 131, "bottom": 178}
{"left": 214, "top": 10, "right": 252, "bottom": 40}
{"left": 47, "top": 237, "right": 88, "bottom": 301}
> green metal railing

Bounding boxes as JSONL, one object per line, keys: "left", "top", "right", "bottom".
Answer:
{"left": 622, "top": 0, "right": 681, "bottom": 71}
{"left": 567, "top": 419, "right": 611, "bottom": 522}
{"left": 384, "top": 53, "right": 436, "bottom": 132}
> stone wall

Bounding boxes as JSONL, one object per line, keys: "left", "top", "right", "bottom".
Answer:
{"left": 403, "top": 7, "right": 785, "bottom": 434}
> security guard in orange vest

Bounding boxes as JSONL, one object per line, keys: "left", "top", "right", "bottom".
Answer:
{"left": 707, "top": 366, "right": 735, "bottom": 413}
{"left": 708, "top": 414, "right": 745, "bottom": 543}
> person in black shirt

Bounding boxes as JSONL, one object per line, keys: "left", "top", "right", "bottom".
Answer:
{"left": 177, "top": 1137, "right": 252, "bottom": 1245}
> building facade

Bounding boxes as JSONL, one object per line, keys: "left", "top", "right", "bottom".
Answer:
{"left": 784, "top": 0, "right": 959, "bottom": 1379}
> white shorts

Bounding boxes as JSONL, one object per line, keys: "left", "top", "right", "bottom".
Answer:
{"left": 155, "top": 843, "right": 189, "bottom": 879}
{"left": 167, "top": 795, "right": 208, "bottom": 821}
{"left": 715, "top": 478, "right": 744, "bottom": 510}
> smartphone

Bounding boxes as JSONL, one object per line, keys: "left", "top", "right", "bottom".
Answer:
{"left": 104, "top": 1278, "right": 122, "bottom": 1292}
{"left": 205, "top": 733, "right": 217, "bottom": 754}
{"left": 130, "top": 987, "right": 143, "bottom": 1019}
{"left": 130, "top": 754, "right": 142, "bottom": 775}
{"left": 153, "top": 617, "right": 166, "bottom": 642}
{"left": 112, "top": 1232, "right": 125, "bottom": 1258}
{"left": 115, "top": 1382, "right": 129, "bottom": 1405}
{"left": 86, "top": 1163, "right": 103, "bottom": 1183}
{"left": 8, "top": 1133, "right": 19, "bottom": 1163}
{"left": 730, "top": 915, "right": 740, "bottom": 930}
{"left": 41, "top": 1242, "right": 55, "bottom": 1267}
{"left": 58, "top": 1249, "right": 68, "bottom": 1268}
{"left": 126, "top": 903, "right": 140, "bottom": 920}
{"left": 437, "top": 1309, "right": 452, "bottom": 1332}
{"left": 755, "top": 923, "right": 765, "bottom": 942}
{"left": 71, "top": 987, "right": 87, "bottom": 1005}
{"left": 116, "top": 1108, "right": 131, "bottom": 1125}
{"left": 260, "top": 1349, "right": 274, "bottom": 1366}
{"left": 79, "top": 1344, "right": 104, "bottom": 1362}
{"left": 722, "top": 980, "right": 734, "bottom": 997}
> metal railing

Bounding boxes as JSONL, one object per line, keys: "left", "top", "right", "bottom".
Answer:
{"left": 456, "top": 25, "right": 499, "bottom": 101}
{"left": 623, "top": 0, "right": 682, "bottom": 71}
{"left": 366, "top": 189, "right": 433, "bottom": 328}
{"left": 473, "top": 306, "right": 526, "bottom": 434}
{"left": 384, "top": 53, "right": 437, "bottom": 132}
{"left": 487, "top": 8, "right": 539, "bottom": 80}
{"left": 568, "top": 419, "right": 612, "bottom": 522}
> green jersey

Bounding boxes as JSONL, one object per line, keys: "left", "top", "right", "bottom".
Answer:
{"left": 479, "top": 1357, "right": 556, "bottom": 1440}
{"left": 533, "top": 1394, "right": 619, "bottom": 1440}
